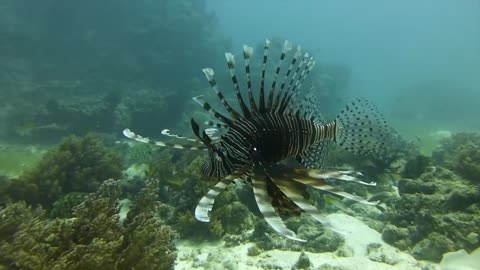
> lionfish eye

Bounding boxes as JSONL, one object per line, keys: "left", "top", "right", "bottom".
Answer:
{"left": 214, "top": 151, "right": 222, "bottom": 161}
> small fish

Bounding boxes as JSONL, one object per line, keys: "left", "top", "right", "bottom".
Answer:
{"left": 15, "top": 122, "right": 68, "bottom": 136}
{"left": 124, "top": 39, "right": 389, "bottom": 241}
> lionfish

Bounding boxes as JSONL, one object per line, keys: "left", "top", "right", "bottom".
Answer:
{"left": 123, "top": 39, "right": 388, "bottom": 241}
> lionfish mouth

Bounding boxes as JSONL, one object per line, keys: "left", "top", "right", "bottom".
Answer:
{"left": 123, "top": 39, "right": 390, "bottom": 241}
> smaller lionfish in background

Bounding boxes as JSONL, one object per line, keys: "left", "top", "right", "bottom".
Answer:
{"left": 124, "top": 39, "right": 389, "bottom": 241}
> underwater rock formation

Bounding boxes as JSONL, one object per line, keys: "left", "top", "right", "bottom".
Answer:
{"left": 0, "top": 179, "right": 176, "bottom": 270}
{"left": 433, "top": 132, "right": 480, "bottom": 183}
{"left": 381, "top": 167, "right": 480, "bottom": 262}
{"left": 1, "top": 134, "right": 122, "bottom": 210}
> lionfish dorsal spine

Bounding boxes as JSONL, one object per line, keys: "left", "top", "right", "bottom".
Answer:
{"left": 202, "top": 68, "right": 242, "bottom": 120}
{"left": 225, "top": 52, "right": 251, "bottom": 118}
{"left": 258, "top": 39, "right": 270, "bottom": 113}
{"left": 242, "top": 45, "right": 258, "bottom": 113}
{"left": 266, "top": 40, "right": 292, "bottom": 110}
{"left": 277, "top": 52, "right": 309, "bottom": 113}
{"left": 190, "top": 118, "right": 215, "bottom": 149}
{"left": 204, "top": 120, "right": 228, "bottom": 129}
{"left": 279, "top": 55, "right": 315, "bottom": 113}
{"left": 192, "top": 95, "right": 233, "bottom": 126}
{"left": 289, "top": 58, "right": 316, "bottom": 105}
{"left": 273, "top": 45, "right": 302, "bottom": 110}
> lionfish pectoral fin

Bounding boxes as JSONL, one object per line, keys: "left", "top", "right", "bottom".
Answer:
{"left": 195, "top": 177, "right": 234, "bottom": 222}
{"left": 291, "top": 174, "right": 379, "bottom": 206}
{"left": 251, "top": 174, "right": 306, "bottom": 242}
{"left": 306, "top": 169, "right": 377, "bottom": 186}
{"left": 267, "top": 173, "right": 329, "bottom": 226}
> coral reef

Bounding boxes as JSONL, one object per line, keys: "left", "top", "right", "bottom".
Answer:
{"left": 1, "top": 134, "right": 122, "bottom": 209}
{"left": 0, "top": 179, "right": 176, "bottom": 270}
{"left": 433, "top": 132, "right": 480, "bottom": 183}
{"left": 402, "top": 154, "right": 432, "bottom": 179}
{"left": 381, "top": 167, "right": 480, "bottom": 262}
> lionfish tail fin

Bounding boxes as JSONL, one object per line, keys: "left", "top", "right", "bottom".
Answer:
{"left": 123, "top": 128, "right": 206, "bottom": 150}
{"left": 251, "top": 170, "right": 306, "bottom": 242}
{"left": 335, "top": 98, "right": 389, "bottom": 156}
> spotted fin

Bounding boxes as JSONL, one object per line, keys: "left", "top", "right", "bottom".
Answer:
{"left": 298, "top": 142, "right": 330, "bottom": 170}
{"left": 251, "top": 169, "right": 306, "bottom": 242}
{"left": 335, "top": 98, "right": 390, "bottom": 155}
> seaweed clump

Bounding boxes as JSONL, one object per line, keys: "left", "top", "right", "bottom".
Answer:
{"left": 433, "top": 132, "right": 480, "bottom": 183}
{"left": 3, "top": 134, "right": 122, "bottom": 209}
{"left": 0, "top": 179, "right": 176, "bottom": 270}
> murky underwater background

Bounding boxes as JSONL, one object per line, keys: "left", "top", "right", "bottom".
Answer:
{"left": 0, "top": 0, "right": 479, "bottom": 269}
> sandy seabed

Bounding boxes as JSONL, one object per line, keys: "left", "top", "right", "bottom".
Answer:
{"left": 175, "top": 214, "right": 439, "bottom": 270}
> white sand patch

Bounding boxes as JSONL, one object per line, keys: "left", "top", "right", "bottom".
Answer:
{"left": 175, "top": 213, "right": 439, "bottom": 270}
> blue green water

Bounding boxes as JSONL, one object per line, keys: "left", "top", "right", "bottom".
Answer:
{"left": 0, "top": 1, "right": 479, "bottom": 269}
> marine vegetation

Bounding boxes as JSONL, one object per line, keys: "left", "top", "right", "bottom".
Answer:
{"left": 0, "top": 179, "right": 176, "bottom": 270}
{"left": 1, "top": 134, "right": 122, "bottom": 209}
{"left": 433, "top": 132, "right": 480, "bottom": 183}
{"left": 124, "top": 39, "right": 390, "bottom": 241}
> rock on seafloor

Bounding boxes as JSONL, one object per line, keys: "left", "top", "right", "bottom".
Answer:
{"left": 175, "top": 214, "right": 438, "bottom": 270}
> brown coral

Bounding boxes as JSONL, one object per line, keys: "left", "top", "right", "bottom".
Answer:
{"left": 3, "top": 134, "right": 122, "bottom": 209}
{"left": 433, "top": 132, "right": 480, "bottom": 183}
{"left": 0, "top": 179, "right": 176, "bottom": 270}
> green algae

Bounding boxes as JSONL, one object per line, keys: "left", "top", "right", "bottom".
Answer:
{"left": 0, "top": 144, "right": 47, "bottom": 177}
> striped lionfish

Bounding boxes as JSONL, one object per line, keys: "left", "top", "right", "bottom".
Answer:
{"left": 123, "top": 39, "right": 389, "bottom": 241}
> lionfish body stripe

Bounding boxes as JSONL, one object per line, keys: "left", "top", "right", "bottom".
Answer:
{"left": 123, "top": 39, "right": 390, "bottom": 241}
